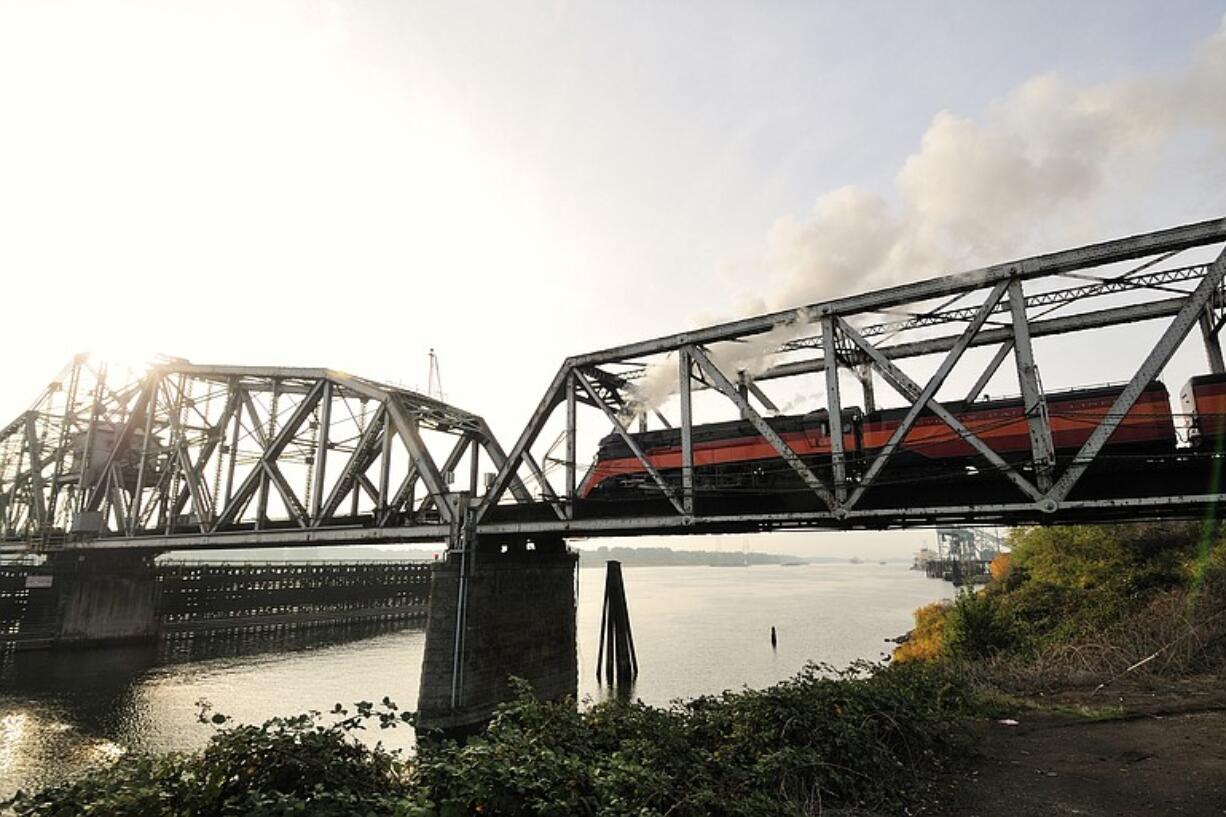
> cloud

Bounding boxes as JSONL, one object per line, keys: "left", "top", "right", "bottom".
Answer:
{"left": 768, "top": 14, "right": 1226, "bottom": 308}
{"left": 630, "top": 15, "right": 1226, "bottom": 416}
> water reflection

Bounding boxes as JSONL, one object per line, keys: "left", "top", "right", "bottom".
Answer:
{"left": 593, "top": 680, "right": 637, "bottom": 704}
{"left": 158, "top": 618, "right": 422, "bottom": 664}
{"left": 0, "top": 620, "right": 427, "bottom": 797}
{"left": 1, "top": 564, "right": 952, "bottom": 799}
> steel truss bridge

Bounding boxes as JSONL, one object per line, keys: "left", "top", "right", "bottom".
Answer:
{"left": 4, "top": 217, "right": 1226, "bottom": 554}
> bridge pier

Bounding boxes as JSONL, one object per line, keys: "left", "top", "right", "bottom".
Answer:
{"left": 24, "top": 551, "right": 160, "bottom": 645}
{"left": 417, "top": 534, "right": 577, "bottom": 735}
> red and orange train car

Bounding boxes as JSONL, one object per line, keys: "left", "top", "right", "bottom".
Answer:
{"left": 1181, "top": 373, "right": 1226, "bottom": 448}
{"left": 580, "top": 375, "right": 1226, "bottom": 502}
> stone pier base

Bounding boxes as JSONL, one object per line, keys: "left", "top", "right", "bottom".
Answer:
{"left": 417, "top": 536, "right": 577, "bottom": 734}
{"left": 24, "top": 551, "right": 160, "bottom": 644}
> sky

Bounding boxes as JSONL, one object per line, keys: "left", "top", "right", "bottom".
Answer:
{"left": 2, "top": 1, "right": 1225, "bottom": 558}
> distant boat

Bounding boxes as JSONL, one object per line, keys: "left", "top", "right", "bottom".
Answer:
{"left": 849, "top": 556, "right": 864, "bottom": 565}
{"left": 878, "top": 560, "right": 887, "bottom": 565}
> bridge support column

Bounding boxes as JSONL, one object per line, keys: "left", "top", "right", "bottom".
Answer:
{"left": 417, "top": 535, "right": 577, "bottom": 735}
{"left": 25, "top": 551, "right": 161, "bottom": 645}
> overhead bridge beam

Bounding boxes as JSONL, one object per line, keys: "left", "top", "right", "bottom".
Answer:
{"left": 780, "top": 259, "right": 1209, "bottom": 351}
{"left": 758, "top": 296, "right": 1196, "bottom": 383}
{"left": 46, "top": 524, "right": 452, "bottom": 551}
{"left": 570, "top": 217, "right": 1226, "bottom": 367}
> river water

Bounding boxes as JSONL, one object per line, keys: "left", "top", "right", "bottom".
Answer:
{"left": 0, "top": 562, "right": 951, "bottom": 798}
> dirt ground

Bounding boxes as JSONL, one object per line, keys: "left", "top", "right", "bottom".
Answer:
{"left": 938, "top": 676, "right": 1226, "bottom": 817}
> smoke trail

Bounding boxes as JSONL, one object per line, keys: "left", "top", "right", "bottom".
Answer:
{"left": 627, "top": 312, "right": 805, "bottom": 418}
{"left": 631, "top": 16, "right": 1226, "bottom": 417}
{"left": 768, "top": 16, "right": 1226, "bottom": 307}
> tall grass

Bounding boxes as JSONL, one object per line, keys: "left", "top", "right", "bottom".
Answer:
{"left": 963, "top": 585, "right": 1226, "bottom": 691}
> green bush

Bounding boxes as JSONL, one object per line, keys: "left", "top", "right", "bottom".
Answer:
{"left": 3, "top": 700, "right": 413, "bottom": 817}
{"left": 408, "top": 662, "right": 970, "bottom": 817}
{"left": 4, "top": 664, "right": 972, "bottom": 817}
{"left": 996, "top": 522, "right": 1226, "bottom": 652}
{"left": 943, "top": 588, "right": 1014, "bottom": 659}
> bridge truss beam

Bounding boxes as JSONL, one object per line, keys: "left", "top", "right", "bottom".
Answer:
{"left": 476, "top": 216, "right": 1226, "bottom": 533}
{"left": 0, "top": 362, "right": 526, "bottom": 548}
{"left": 4, "top": 217, "right": 1226, "bottom": 552}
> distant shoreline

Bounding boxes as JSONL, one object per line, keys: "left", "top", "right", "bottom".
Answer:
{"left": 575, "top": 561, "right": 903, "bottom": 568}
{"left": 575, "top": 547, "right": 907, "bottom": 568}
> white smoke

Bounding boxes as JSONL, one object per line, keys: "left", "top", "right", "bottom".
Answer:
{"left": 630, "top": 355, "right": 684, "bottom": 419}
{"left": 769, "top": 17, "right": 1226, "bottom": 307}
{"left": 629, "top": 16, "right": 1226, "bottom": 418}
{"left": 628, "top": 313, "right": 804, "bottom": 419}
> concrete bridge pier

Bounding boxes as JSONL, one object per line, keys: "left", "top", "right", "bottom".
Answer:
{"left": 24, "top": 550, "right": 161, "bottom": 644}
{"left": 416, "top": 533, "right": 578, "bottom": 734}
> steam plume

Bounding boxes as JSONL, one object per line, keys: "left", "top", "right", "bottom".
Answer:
{"left": 769, "top": 17, "right": 1226, "bottom": 306}
{"left": 631, "top": 16, "right": 1226, "bottom": 417}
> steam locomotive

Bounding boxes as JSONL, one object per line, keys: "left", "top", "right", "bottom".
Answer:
{"left": 578, "top": 373, "right": 1226, "bottom": 506}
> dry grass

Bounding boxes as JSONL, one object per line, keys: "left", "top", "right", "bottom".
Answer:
{"left": 961, "top": 586, "right": 1226, "bottom": 693}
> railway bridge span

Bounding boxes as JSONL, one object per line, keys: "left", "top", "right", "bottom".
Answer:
{"left": 3, "top": 217, "right": 1226, "bottom": 729}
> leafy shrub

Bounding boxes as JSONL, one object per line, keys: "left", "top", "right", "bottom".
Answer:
{"left": 944, "top": 588, "right": 1015, "bottom": 659}
{"left": 408, "top": 662, "right": 970, "bottom": 817}
{"left": 988, "top": 552, "right": 1011, "bottom": 583}
{"left": 3, "top": 699, "right": 414, "bottom": 817}
{"left": 892, "top": 600, "right": 952, "bottom": 663}
{"left": 5, "top": 665, "right": 972, "bottom": 817}
{"left": 1000, "top": 522, "right": 1226, "bottom": 650}
{"left": 960, "top": 582, "right": 1226, "bottom": 692}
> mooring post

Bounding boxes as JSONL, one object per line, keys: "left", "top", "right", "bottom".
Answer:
{"left": 596, "top": 560, "right": 638, "bottom": 685}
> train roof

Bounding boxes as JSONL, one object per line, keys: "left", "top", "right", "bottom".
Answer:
{"left": 864, "top": 380, "right": 1168, "bottom": 424}
{"left": 597, "top": 408, "right": 862, "bottom": 454}
{"left": 1184, "top": 373, "right": 1226, "bottom": 389}
{"left": 598, "top": 412, "right": 819, "bottom": 454}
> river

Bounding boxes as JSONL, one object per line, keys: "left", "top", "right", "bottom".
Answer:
{"left": 0, "top": 562, "right": 952, "bottom": 798}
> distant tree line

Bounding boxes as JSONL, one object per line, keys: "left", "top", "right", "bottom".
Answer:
{"left": 576, "top": 545, "right": 807, "bottom": 567}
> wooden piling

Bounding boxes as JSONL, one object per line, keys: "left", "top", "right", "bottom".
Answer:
{"left": 596, "top": 560, "right": 638, "bottom": 685}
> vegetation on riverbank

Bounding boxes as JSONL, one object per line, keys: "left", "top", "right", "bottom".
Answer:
{"left": 895, "top": 522, "right": 1226, "bottom": 686}
{"left": 3, "top": 662, "right": 971, "bottom": 817}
